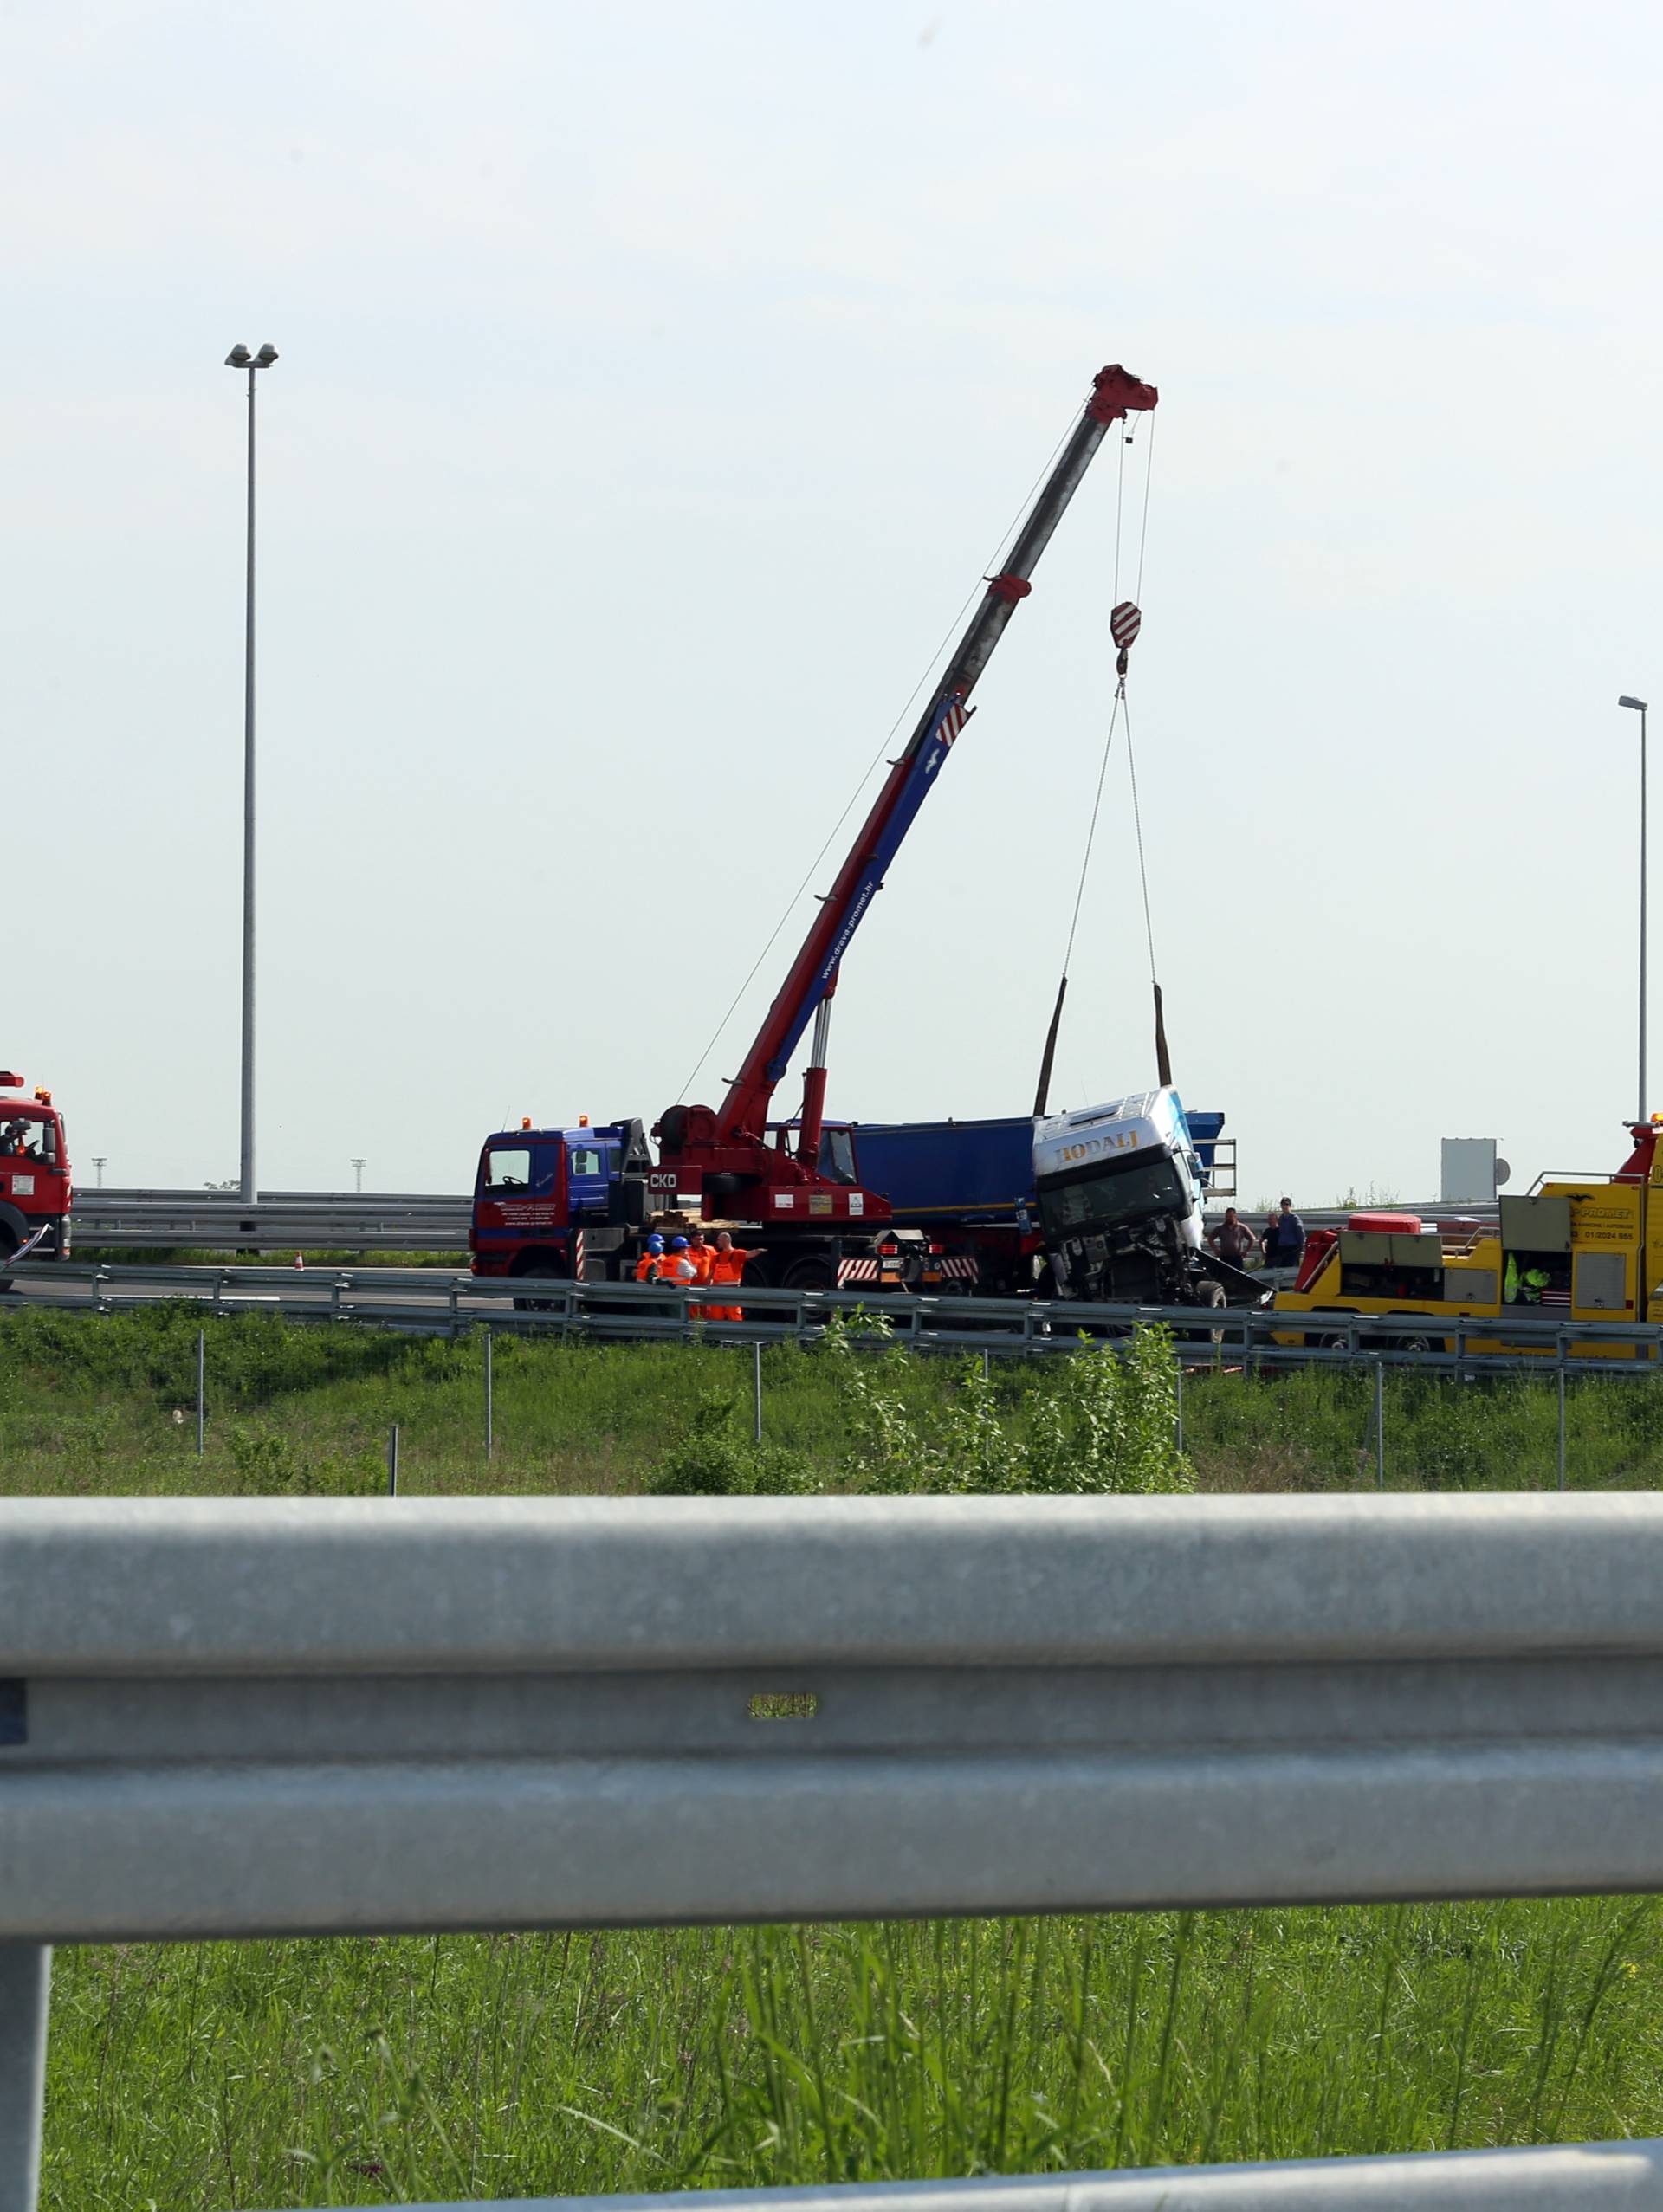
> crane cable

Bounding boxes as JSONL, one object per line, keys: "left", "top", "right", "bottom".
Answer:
{"left": 676, "top": 406, "right": 1083, "bottom": 1105}
{"left": 1033, "top": 413, "right": 1162, "bottom": 1116}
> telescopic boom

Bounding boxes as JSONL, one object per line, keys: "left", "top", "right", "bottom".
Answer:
{"left": 657, "top": 362, "right": 1157, "bottom": 1203}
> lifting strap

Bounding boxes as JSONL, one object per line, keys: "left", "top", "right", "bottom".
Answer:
{"left": 1033, "top": 414, "right": 1168, "bottom": 1118}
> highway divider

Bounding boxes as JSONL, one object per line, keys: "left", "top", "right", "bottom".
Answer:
{"left": 3, "top": 1495, "right": 1663, "bottom": 2209}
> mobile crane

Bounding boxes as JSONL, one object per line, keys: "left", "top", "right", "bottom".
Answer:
{"left": 471, "top": 363, "right": 1165, "bottom": 1290}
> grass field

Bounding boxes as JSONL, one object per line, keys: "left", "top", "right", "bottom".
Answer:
{"left": 4, "top": 1300, "right": 1663, "bottom": 1498}
{"left": 12, "top": 1304, "right": 1663, "bottom": 2205}
{"left": 43, "top": 1900, "right": 1663, "bottom": 2209}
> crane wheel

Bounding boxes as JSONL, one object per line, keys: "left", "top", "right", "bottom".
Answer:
{"left": 780, "top": 1254, "right": 834, "bottom": 1294}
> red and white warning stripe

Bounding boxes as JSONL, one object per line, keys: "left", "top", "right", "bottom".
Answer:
{"left": 1110, "top": 601, "right": 1142, "bottom": 651}
{"left": 938, "top": 699, "right": 967, "bottom": 748}
{"left": 838, "top": 1258, "right": 883, "bottom": 1284}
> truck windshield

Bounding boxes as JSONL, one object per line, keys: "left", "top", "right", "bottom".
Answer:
{"left": 1039, "top": 1154, "right": 1187, "bottom": 1238}
{"left": 482, "top": 1147, "right": 533, "bottom": 1191}
{"left": 0, "top": 1114, "right": 55, "bottom": 1167}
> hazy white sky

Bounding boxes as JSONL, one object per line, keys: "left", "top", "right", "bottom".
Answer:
{"left": 6, "top": 0, "right": 1661, "bottom": 1202}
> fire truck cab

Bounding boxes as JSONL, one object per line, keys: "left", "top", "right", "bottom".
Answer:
{"left": 0, "top": 1074, "right": 71, "bottom": 1262}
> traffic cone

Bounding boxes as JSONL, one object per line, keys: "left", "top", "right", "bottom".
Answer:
{"left": 293, "top": 1252, "right": 305, "bottom": 1271}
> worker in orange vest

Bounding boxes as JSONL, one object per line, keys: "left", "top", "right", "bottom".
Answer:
{"left": 686, "top": 1226, "right": 717, "bottom": 1318}
{"left": 634, "top": 1232, "right": 665, "bottom": 1283}
{"left": 709, "top": 1229, "right": 763, "bottom": 1322}
{"left": 658, "top": 1233, "right": 697, "bottom": 1291}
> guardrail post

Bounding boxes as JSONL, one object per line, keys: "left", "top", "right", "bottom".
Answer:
{"left": 1558, "top": 1360, "right": 1567, "bottom": 1491}
{"left": 195, "top": 1329, "right": 205, "bottom": 1460}
{"left": 753, "top": 1339, "right": 763, "bottom": 1444}
{"left": 386, "top": 1425, "right": 398, "bottom": 1496}
{"left": 484, "top": 1332, "right": 494, "bottom": 1462}
{"left": 1374, "top": 1357, "right": 1385, "bottom": 1491}
{"left": 1174, "top": 1359, "right": 1185, "bottom": 1453}
{"left": 0, "top": 1944, "right": 49, "bottom": 2212}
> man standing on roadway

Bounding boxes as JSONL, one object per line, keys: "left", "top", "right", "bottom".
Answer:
{"left": 1272, "top": 1197, "right": 1306, "bottom": 1270}
{"left": 709, "top": 1229, "right": 763, "bottom": 1322}
{"left": 634, "top": 1233, "right": 665, "bottom": 1283}
{"left": 686, "top": 1226, "right": 715, "bottom": 1319}
{"left": 1207, "top": 1206, "right": 1259, "bottom": 1271}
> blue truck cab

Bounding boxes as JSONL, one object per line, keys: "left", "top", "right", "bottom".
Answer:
{"left": 471, "top": 1117, "right": 655, "bottom": 1280}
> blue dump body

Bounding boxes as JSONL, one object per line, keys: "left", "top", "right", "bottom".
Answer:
{"left": 846, "top": 1109, "right": 1227, "bottom": 1228}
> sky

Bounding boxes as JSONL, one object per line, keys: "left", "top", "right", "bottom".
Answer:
{"left": 5, "top": 0, "right": 1662, "bottom": 1204}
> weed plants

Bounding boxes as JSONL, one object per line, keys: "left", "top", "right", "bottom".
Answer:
{"left": 4, "top": 1301, "right": 1663, "bottom": 1497}
{"left": 42, "top": 1899, "right": 1663, "bottom": 2209}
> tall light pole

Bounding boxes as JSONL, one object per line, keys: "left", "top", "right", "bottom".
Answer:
{"left": 1621, "top": 695, "right": 1650, "bottom": 1121}
{"left": 351, "top": 1158, "right": 366, "bottom": 1193}
{"left": 224, "top": 341, "right": 279, "bottom": 1203}
{"left": 91, "top": 1157, "right": 107, "bottom": 1188}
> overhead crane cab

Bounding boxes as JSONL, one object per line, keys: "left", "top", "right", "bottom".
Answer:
{"left": 1272, "top": 1122, "right": 1663, "bottom": 1359}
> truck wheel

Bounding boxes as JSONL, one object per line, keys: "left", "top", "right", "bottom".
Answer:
{"left": 780, "top": 1254, "right": 834, "bottom": 1293}
{"left": 509, "top": 1251, "right": 568, "bottom": 1313}
{"left": 1376, "top": 1315, "right": 1437, "bottom": 1355}
{"left": 1187, "top": 1278, "right": 1227, "bottom": 1346}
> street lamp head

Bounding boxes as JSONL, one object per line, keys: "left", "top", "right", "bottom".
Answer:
{"left": 253, "top": 343, "right": 279, "bottom": 367}
{"left": 1621, "top": 695, "right": 1649, "bottom": 713}
{"left": 224, "top": 344, "right": 252, "bottom": 367}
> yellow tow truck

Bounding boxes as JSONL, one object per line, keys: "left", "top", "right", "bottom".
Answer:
{"left": 1272, "top": 1119, "right": 1663, "bottom": 1360}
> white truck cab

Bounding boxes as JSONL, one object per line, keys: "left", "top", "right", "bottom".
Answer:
{"left": 1033, "top": 1086, "right": 1220, "bottom": 1305}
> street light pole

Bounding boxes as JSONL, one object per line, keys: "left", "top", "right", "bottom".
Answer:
{"left": 1621, "top": 696, "right": 1650, "bottom": 1121}
{"left": 225, "top": 343, "right": 278, "bottom": 1204}
{"left": 351, "top": 1158, "right": 366, "bottom": 1193}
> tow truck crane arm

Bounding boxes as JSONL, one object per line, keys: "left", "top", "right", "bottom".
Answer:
{"left": 655, "top": 362, "right": 1157, "bottom": 1208}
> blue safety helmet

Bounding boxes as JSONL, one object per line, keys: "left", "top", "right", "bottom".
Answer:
{"left": 669, "top": 1234, "right": 689, "bottom": 1250}
{"left": 646, "top": 1233, "right": 664, "bottom": 1253}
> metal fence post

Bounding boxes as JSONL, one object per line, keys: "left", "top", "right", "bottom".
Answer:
{"left": 0, "top": 1944, "right": 49, "bottom": 2212}
{"left": 484, "top": 1331, "right": 494, "bottom": 1462}
{"left": 1374, "top": 1358, "right": 1385, "bottom": 1491}
{"left": 387, "top": 1425, "right": 398, "bottom": 1496}
{"left": 982, "top": 1347, "right": 992, "bottom": 1384}
{"left": 753, "top": 1340, "right": 763, "bottom": 1445}
{"left": 1558, "top": 1363, "right": 1567, "bottom": 1491}
{"left": 1174, "top": 1359, "right": 1185, "bottom": 1453}
{"left": 195, "top": 1328, "right": 205, "bottom": 1460}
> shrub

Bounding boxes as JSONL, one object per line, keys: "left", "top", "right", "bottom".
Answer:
{"left": 647, "top": 1391, "right": 819, "bottom": 1496}
{"left": 823, "top": 1313, "right": 1191, "bottom": 1495}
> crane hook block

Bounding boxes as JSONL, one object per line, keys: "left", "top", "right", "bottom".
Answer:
{"left": 985, "top": 574, "right": 1033, "bottom": 605}
{"left": 1087, "top": 364, "right": 1159, "bottom": 425}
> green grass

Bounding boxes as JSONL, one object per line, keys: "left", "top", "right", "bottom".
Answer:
{"left": 6, "top": 1303, "right": 1663, "bottom": 1497}
{"left": 42, "top": 1900, "right": 1663, "bottom": 2209}
{"left": 16, "top": 1307, "right": 1663, "bottom": 2205}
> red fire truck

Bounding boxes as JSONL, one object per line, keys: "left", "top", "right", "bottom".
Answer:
{"left": 0, "top": 1072, "right": 72, "bottom": 1263}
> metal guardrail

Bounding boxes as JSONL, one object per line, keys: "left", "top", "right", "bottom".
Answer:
{"left": 5, "top": 1497, "right": 1663, "bottom": 2210}
{"left": 71, "top": 1187, "right": 470, "bottom": 1252}
{"left": 450, "top": 2148, "right": 1663, "bottom": 2208}
{"left": 67, "top": 1188, "right": 1497, "bottom": 1254}
{"left": 7, "top": 1258, "right": 1660, "bottom": 1376}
